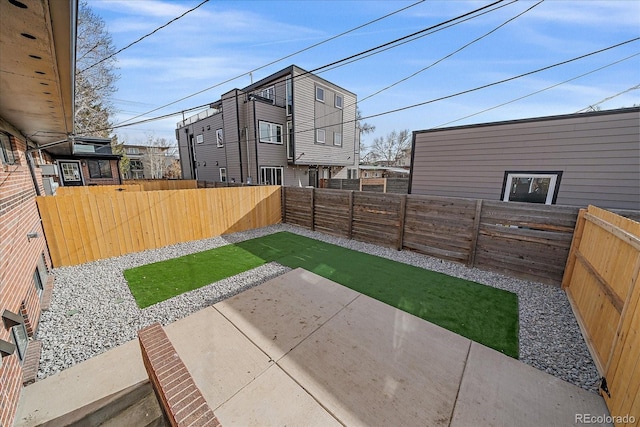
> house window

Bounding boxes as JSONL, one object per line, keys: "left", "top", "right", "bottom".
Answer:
{"left": 260, "top": 86, "right": 275, "bottom": 102}
{"left": 130, "top": 159, "right": 143, "bottom": 170}
{"left": 33, "top": 268, "right": 44, "bottom": 298}
{"left": 126, "top": 147, "right": 139, "bottom": 155}
{"left": 501, "top": 171, "right": 563, "bottom": 205}
{"left": 286, "top": 121, "right": 293, "bottom": 160}
{"left": 1, "top": 132, "right": 16, "bottom": 165}
{"left": 11, "top": 323, "right": 28, "bottom": 362}
{"left": 347, "top": 169, "right": 358, "bottom": 179}
{"left": 316, "top": 129, "right": 325, "bottom": 144}
{"left": 259, "top": 121, "right": 283, "bottom": 144}
{"left": 216, "top": 129, "right": 224, "bottom": 147}
{"left": 87, "top": 160, "right": 113, "bottom": 179}
{"left": 316, "top": 86, "right": 325, "bottom": 102}
{"left": 333, "top": 132, "right": 342, "bottom": 147}
{"left": 286, "top": 77, "right": 292, "bottom": 116}
{"left": 220, "top": 167, "right": 227, "bottom": 182}
{"left": 196, "top": 134, "right": 204, "bottom": 144}
{"left": 260, "top": 166, "right": 283, "bottom": 185}
{"left": 335, "top": 94, "right": 343, "bottom": 109}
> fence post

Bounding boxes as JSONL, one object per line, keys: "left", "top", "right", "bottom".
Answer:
{"left": 281, "top": 186, "right": 287, "bottom": 224}
{"left": 562, "top": 208, "right": 586, "bottom": 289}
{"left": 348, "top": 190, "right": 354, "bottom": 239}
{"left": 310, "top": 187, "right": 315, "bottom": 231}
{"left": 467, "top": 199, "right": 483, "bottom": 267}
{"left": 397, "top": 195, "right": 407, "bottom": 250}
{"left": 383, "top": 178, "right": 387, "bottom": 193}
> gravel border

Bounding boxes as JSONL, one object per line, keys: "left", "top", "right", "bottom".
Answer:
{"left": 36, "top": 223, "right": 600, "bottom": 393}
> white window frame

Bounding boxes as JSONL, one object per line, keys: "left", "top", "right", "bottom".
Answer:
{"left": 316, "top": 86, "right": 325, "bottom": 102}
{"left": 316, "top": 129, "right": 326, "bottom": 144}
{"left": 333, "top": 132, "right": 342, "bottom": 147}
{"left": 196, "top": 134, "right": 204, "bottom": 144}
{"left": 260, "top": 166, "right": 283, "bottom": 185}
{"left": 502, "top": 172, "right": 561, "bottom": 205}
{"left": 216, "top": 129, "right": 224, "bottom": 147}
{"left": 126, "top": 147, "right": 139, "bottom": 155}
{"left": 286, "top": 121, "right": 293, "bottom": 160}
{"left": 335, "top": 94, "right": 343, "bottom": 109}
{"left": 219, "top": 167, "right": 227, "bottom": 182}
{"left": 286, "top": 77, "right": 292, "bottom": 116}
{"left": 258, "top": 121, "right": 283, "bottom": 144}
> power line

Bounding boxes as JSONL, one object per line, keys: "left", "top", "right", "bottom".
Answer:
{"left": 79, "top": 0, "right": 210, "bottom": 74}
{"left": 358, "top": 37, "right": 640, "bottom": 122}
{"left": 107, "top": 39, "right": 640, "bottom": 147}
{"left": 112, "top": 0, "right": 428, "bottom": 127}
{"left": 434, "top": 53, "right": 640, "bottom": 128}
{"left": 575, "top": 83, "right": 640, "bottom": 113}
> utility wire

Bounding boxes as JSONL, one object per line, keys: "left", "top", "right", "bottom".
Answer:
{"left": 79, "top": 0, "right": 210, "bottom": 74}
{"left": 358, "top": 37, "right": 640, "bottom": 122}
{"left": 113, "top": 0, "right": 505, "bottom": 128}
{"left": 575, "top": 83, "right": 640, "bottom": 113}
{"left": 106, "top": 38, "right": 640, "bottom": 144}
{"left": 113, "top": 0, "right": 427, "bottom": 127}
{"left": 434, "top": 53, "right": 640, "bottom": 128}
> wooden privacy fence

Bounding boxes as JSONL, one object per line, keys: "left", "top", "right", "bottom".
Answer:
{"left": 56, "top": 185, "right": 143, "bottom": 195}
{"left": 282, "top": 187, "right": 580, "bottom": 285}
{"left": 562, "top": 206, "right": 640, "bottom": 424}
{"left": 37, "top": 186, "right": 281, "bottom": 267}
{"left": 121, "top": 179, "right": 197, "bottom": 191}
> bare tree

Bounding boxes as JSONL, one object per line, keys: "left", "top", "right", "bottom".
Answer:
{"left": 75, "top": 1, "right": 118, "bottom": 137}
{"left": 369, "top": 129, "right": 411, "bottom": 166}
{"left": 356, "top": 108, "right": 375, "bottom": 163}
{"left": 142, "top": 135, "right": 178, "bottom": 179}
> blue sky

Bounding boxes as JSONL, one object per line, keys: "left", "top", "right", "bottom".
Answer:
{"left": 89, "top": 0, "right": 640, "bottom": 148}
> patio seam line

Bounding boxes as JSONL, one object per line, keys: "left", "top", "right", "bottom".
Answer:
{"left": 446, "top": 339, "right": 472, "bottom": 427}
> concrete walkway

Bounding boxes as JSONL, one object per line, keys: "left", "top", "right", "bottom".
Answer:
{"left": 15, "top": 268, "right": 610, "bottom": 426}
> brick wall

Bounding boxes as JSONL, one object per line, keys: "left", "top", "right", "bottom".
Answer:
{"left": 0, "top": 129, "right": 50, "bottom": 427}
{"left": 80, "top": 159, "right": 121, "bottom": 186}
{"left": 138, "top": 323, "right": 220, "bottom": 427}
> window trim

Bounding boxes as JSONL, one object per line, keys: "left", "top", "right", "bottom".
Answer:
{"left": 333, "top": 132, "right": 342, "bottom": 147}
{"left": 33, "top": 268, "right": 44, "bottom": 298}
{"left": 219, "top": 167, "right": 227, "bottom": 182}
{"left": 196, "top": 134, "right": 204, "bottom": 144}
{"left": 259, "top": 85, "right": 275, "bottom": 103}
{"left": 316, "top": 129, "right": 326, "bottom": 144}
{"left": 216, "top": 128, "right": 224, "bottom": 147}
{"left": 87, "top": 159, "right": 113, "bottom": 179}
{"left": 316, "top": 86, "right": 325, "bottom": 102}
{"left": 501, "top": 171, "right": 563, "bottom": 205}
{"left": 286, "top": 121, "right": 293, "bottom": 160}
{"left": 286, "top": 77, "right": 292, "bottom": 116}
{"left": 258, "top": 121, "right": 284, "bottom": 144}
{"left": 11, "top": 322, "right": 28, "bottom": 362}
{"left": 335, "top": 94, "right": 343, "bottom": 109}
{"left": 1, "top": 132, "right": 16, "bottom": 165}
{"left": 260, "top": 166, "right": 284, "bottom": 186}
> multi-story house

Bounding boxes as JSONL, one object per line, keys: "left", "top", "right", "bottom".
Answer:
{"left": 122, "top": 144, "right": 178, "bottom": 179}
{"left": 176, "top": 65, "right": 358, "bottom": 187}
{"left": 0, "top": 1, "right": 75, "bottom": 425}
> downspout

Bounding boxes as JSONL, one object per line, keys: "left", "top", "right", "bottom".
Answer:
{"left": 235, "top": 90, "right": 244, "bottom": 183}
{"left": 252, "top": 99, "right": 258, "bottom": 183}
{"left": 26, "top": 150, "right": 42, "bottom": 196}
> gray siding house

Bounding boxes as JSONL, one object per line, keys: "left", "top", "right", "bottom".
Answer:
{"left": 176, "top": 65, "right": 358, "bottom": 186}
{"left": 409, "top": 107, "right": 640, "bottom": 210}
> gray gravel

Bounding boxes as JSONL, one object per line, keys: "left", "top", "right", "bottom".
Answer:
{"left": 36, "top": 223, "right": 600, "bottom": 393}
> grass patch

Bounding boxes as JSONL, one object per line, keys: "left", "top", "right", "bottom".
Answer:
{"left": 124, "top": 231, "right": 519, "bottom": 357}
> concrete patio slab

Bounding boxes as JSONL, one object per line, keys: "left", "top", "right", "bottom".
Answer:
{"left": 215, "top": 268, "right": 359, "bottom": 361}
{"left": 278, "top": 291, "right": 471, "bottom": 427}
{"left": 216, "top": 364, "right": 341, "bottom": 426}
{"left": 14, "top": 339, "right": 147, "bottom": 426}
{"left": 163, "top": 306, "right": 272, "bottom": 410}
{"left": 451, "top": 342, "right": 611, "bottom": 427}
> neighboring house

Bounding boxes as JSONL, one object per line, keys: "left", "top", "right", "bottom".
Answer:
{"left": 176, "top": 65, "right": 358, "bottom": 187}
{"left": 409, "top": 107, "right": 640, "bottom": 210}
{"left": 54, "top": 136, "right": 122, "bottom": 187}
{"left": 123, "top": 144, "right": 176, "bottom": 179}
{"left": 0, "top": 1, "right": 75, "bottom": 425}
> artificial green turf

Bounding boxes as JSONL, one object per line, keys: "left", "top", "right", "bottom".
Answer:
{"left": 124, "top": 231, "right": 519, "bottom": 357}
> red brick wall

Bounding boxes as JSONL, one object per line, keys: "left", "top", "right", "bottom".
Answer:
{"left": 80, "top": 159, "right": 121, "bottom": 186}
{"left": 0, "top": 130, "right": 49, "bottom": 427}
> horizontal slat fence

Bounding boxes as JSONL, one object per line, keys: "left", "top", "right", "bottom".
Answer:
{"left": 283, "top": 187, "right": 586, "bottom": 285}
{"left": 37, "top": 186, "right": 281, "bottom": 267}
{"left": 122, "top": 179, "right": 197, "bottom": 191}
{"left": 562, "top": 206, "right": 640, "bottom": 426}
